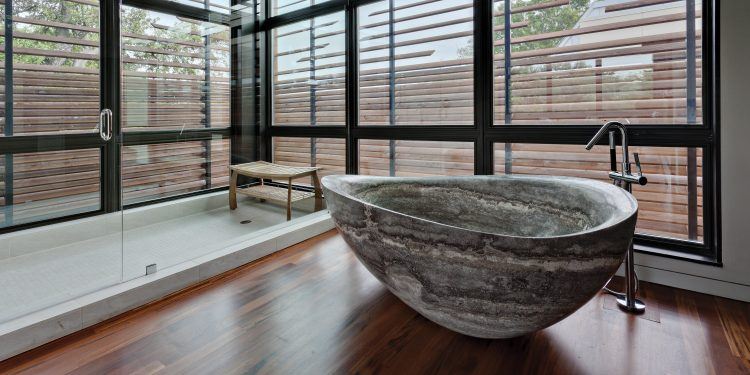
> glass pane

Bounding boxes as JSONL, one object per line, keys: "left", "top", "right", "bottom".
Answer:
{"left": 358, "top": 0, "right": 474, "bottom": 125}
{"left": 494, "top": 0, "right": 703, "bottom": 125}
{"left": 122, "top": 137, "right": 230, "bottom": 205}
{"left": 122, "top": 6, "right": 231, "bottom": 131}
{"left": 118, "top": 3, "right": 340, "bottom": 285}
{"left": 272, "top": 137, "right": 345, "bottom": 185}
{"left": 360, "top": 140, "right": 474, "bottom": 176}
{"left": 272, "top": 0, "right": 333, "bottom": 17}
{"left": 493, "top": 143, "right": 704, "bottom": 243}
{"left": 272, "top": 12, "right": 345, "bottom": 126}
{"left": 1, "top": 149, "right": 100, "bottom": 228}
{"left": 0, "top": 0, "right": 100, "bottom": 135}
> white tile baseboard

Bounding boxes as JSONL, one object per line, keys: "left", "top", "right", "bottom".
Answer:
{"left": 612, "top": 262, "right": 750, "bottom": 303}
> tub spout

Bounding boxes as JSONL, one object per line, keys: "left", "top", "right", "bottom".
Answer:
{"left": 587, "top": 120, "right": 646, "bottom": 314}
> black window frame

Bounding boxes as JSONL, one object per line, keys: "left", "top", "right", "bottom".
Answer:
{"left": 254, "top": 0, "right": 721, "bottom": 264}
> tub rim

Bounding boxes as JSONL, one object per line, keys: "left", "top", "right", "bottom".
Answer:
{"left": 321, "top": 174, "right": 639, "bottom": 240}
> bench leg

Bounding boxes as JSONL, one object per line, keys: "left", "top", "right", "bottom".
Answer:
{"left": 312, "top": 171, "right": 323, "bottom": 212}
{"left": 259, "top": 179, "right": 266, "bottom": 202}
{"left": 229, "top": 170, "right": 238, "bottom": 210}
{"left": 286, "top": 178, "right": 293, "bottom": 221}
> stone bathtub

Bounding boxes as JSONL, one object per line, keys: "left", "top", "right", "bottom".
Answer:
{"left": 321, "top": 175, "right": 638, "bottom": 339}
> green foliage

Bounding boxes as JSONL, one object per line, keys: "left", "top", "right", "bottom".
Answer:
{"left": 12, "top": 0, "right": 100, "bottom": 68}
{"left": 5, "top": 1, "right": 229, "bottom": 76}
{"left": 458, "top": 0, "right": 590, "bottom": 59}
{"left": 506, "top": 0, "right": 590, "bottom": 52}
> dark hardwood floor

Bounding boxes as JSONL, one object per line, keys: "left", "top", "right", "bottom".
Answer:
{"left": 1, "top": 230, "right": 749, "bottom": 374}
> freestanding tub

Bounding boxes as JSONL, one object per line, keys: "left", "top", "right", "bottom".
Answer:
{"left": 322, "top": 175, "right": 638, "bottom": 339}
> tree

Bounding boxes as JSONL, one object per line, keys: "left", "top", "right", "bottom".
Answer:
{"left": 3, "top": 0, "right": 227, "bottom": 75}
{"left": 458, "top": 0, "right": 590, "bottom": 58}
{"left": 9, "top": 0, "right": 102, "bottom": 68}
{"left": 506, "top": 0, "right": 590, "bottom": 53}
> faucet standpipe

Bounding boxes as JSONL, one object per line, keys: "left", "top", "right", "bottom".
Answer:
{"left": 586, "top": 121, "right": 646, "bottom": 314}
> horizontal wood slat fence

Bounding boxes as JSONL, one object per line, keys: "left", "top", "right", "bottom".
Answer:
{"left": 272, "top": 0, "right": 704, "bottom": 242}
{"left": 0, "top": 0, "right": 704, "bottom": 244}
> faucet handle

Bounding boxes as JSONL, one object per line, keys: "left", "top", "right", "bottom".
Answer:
{"left": 633, "top": 153, "right": 648, "bottom": 186}
{"left": 633, "top": 153, "right": 642, "bottom": 173}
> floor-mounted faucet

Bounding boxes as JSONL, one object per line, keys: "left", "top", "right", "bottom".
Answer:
{"left": 586, "top": 121, "right": 647, "bottom": 314}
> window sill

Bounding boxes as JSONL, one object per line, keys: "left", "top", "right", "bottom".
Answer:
{"left": 634, "top": 243, "right": 722, "bottom": 267}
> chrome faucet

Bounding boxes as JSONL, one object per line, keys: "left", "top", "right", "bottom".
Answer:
{"left": 586, "top": 121, "right": 647, "bottom": 189}
{"left": 586, "top": 121, "right": 646, "bottom": 314}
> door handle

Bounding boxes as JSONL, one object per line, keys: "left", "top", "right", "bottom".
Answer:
{"left": 99, "top": 109, "right": 113, "bottom": 141}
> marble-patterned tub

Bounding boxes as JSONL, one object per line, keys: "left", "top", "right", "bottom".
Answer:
{"left": 322, "top": 175, "right": 638, "bottom": 338}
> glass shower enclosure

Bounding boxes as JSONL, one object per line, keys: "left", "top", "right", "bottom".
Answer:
{"left": 0, "top": 0, "right": 124, "bottom": 324}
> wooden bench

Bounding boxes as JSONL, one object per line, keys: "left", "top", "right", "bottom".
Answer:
{"left": 229, "top": 161, "right": 323, "bottom": 221}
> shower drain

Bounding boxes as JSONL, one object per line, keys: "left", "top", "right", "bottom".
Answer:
{"left": 240, "top": 219, "right": 253, "bottom": 224}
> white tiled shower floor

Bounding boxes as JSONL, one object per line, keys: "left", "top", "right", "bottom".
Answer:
{"left": 0, "top": 199, "right": 311, "bottom": 324}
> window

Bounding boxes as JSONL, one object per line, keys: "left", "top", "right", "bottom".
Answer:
{"left": 3, "top": 0, "right": 716, "bottom": 260}
{"left": 359, "top": 140, "right": 474, "bottom": 176}
{"left": 259, "top": 0, "right": 718, "bottom": 260}
{"left": 120, "top": 4, "right": 231, "bottom": 206}
{"left": 1, "top": 0, "right": 105, "bottom": 230}
{"left": 358, "top": 0, "right": 474, "bottom": 125}
{"left": 122, "top": 6, "right": 231, "bottom": 131}
{"left": 1, "top": 0, "right": 101, "bottom": 136}
{"left": 271, "top": 12, "right": 345, "bottom": 126}
{"left": 123, "top": 138, "right": 229, "bottom": 205}
{"left": 493, "top": 0, "right": 703, "bottom": 125}
{"left": 272, "top": 137, "right": 345, "bottom": 185}
{"left": 272, "top": 0, "right": 335, "bottom": 17}
{"left": 494, "top": 144, "right": 704, "bottom": 243}
{"left": 1, "top": 149, "right": 101, "bottom": 228}
{"left": 170, "top": 0, "right": 231, "bottom": 14}
{"left": 1, "top": 0, "right": 234, "bottom": 233}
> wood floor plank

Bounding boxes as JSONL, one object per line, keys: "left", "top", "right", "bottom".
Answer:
{"left": 0, "top": 230, "right": 748, "bottom": 375}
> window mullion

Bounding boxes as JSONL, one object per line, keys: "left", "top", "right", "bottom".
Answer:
{"left": 3, "top": 0, "right": 14, "bottom": 227}
{"left": 345, "top": 0, "right": 359, "bottom": 174}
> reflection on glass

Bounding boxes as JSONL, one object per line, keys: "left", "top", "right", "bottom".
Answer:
{"left": 493, "top": 143, "right": 704, "bottom": 242}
